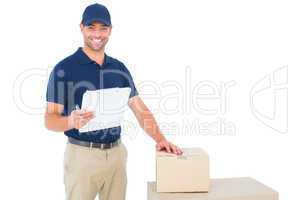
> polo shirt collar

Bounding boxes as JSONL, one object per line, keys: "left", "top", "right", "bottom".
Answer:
{"left": 75, "top": 47, "right": 115, "bottom": 66}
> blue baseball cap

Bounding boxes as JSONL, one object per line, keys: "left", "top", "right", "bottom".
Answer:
{"left": 81, "top": 3, "right": 111, "bottom": 26}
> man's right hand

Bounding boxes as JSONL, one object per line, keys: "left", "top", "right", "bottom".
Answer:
{"left": 68, "top": 109, "right": 95, "bottom": 129}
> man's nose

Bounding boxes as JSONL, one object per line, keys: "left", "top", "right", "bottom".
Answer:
{"left": 92, "top": 30, "right": 102, "bottom": 37}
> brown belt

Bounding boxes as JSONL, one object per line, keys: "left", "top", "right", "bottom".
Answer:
{"left": 68, "top": 137, "right": 121, "bottom": 149}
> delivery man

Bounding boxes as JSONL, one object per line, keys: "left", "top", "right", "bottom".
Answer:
{"left": 44, "top": 3, "right": 183, "bottom": 200}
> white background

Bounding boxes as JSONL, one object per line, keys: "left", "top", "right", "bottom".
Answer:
{"left": 1, "top": 0, "right": 299, "bottom": 199}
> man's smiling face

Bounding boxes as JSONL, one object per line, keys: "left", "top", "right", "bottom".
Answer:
{"left": 80, "top": 21, "right": 112, "bottom": 51}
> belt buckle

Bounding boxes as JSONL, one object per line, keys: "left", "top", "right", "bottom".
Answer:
{"left": 97, "top": 141, "right": 117, "bottom": 150}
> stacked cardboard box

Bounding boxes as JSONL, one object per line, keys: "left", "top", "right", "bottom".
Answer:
{"left": 150, "top": 148, "right": 278, "bottom": 200}
{"left": 156, "top": 148, "right": 209, "bottom": 192}
{"left": 148, "top": 177, "right": 279, "bottom": 200}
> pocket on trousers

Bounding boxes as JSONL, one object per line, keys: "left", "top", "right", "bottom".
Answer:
{"left": 63, "top": 143, "right": 76, "bottom": 173}
{"left": 120, "top": 143, "right": 128, "bottom": 160}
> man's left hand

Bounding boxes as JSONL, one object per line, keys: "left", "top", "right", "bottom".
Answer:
{"left": 156, "top": 140, "right": 183, "bottom": 155}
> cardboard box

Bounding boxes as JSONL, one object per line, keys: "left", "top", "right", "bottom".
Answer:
{"left": 156, "top": 148, "right": 209, "bottom": 192}
{"left": 148, "top": 177, "right": 279, "bottom": 200}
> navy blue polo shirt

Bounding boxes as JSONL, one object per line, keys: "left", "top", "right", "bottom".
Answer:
{"left": 46, "top": 47, "right": 138, "bottom": 143}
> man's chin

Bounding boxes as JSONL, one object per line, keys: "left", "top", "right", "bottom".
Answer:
{"left": 88, "top": 45, "right": 104, "bottom": 52}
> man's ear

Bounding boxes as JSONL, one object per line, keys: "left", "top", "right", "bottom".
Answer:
{"left": 79, "top": 23, "right": 84, "bottom": 32}
{"left": 108, "top": 26, "right": 113, "bottom": 35}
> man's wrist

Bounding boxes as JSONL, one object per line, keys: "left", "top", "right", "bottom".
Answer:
{"left": 66, "top": 116, "right": 75, "bottom": 130}
{"left": 155, "top": 134, "right": 166, "bottom": 143}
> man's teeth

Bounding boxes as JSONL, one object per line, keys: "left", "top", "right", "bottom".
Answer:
{"left": 93, "top": 39, "right": 102, "bottom": 42}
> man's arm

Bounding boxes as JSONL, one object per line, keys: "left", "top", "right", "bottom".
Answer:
{"left": 128, "top": 96, "right": 183, "bottom": 155}
{"left": 44, "top": 102, "right": 94, "bottom": 132}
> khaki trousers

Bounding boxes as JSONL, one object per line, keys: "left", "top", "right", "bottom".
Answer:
{"left": 63, "top": 141, "right": 127, "bottom": 200}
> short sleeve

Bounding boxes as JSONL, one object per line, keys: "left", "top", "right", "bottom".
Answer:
{"left": 46, "top": 64, "right": 68, "bottom": 105}
{"left": 120, "top": 63, "right": 138, "bottom": 98}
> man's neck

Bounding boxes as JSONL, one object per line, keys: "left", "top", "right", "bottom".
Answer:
{"left": 82, "top": 46, "right": 105, "bottom": 65}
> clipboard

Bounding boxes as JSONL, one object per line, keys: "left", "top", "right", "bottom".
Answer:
{"left": 79, "top": 87, "right": 131, "bottom": 133}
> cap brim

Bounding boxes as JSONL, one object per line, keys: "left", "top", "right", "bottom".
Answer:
{"left": 83, "top": 18, "right": 111, "bottom": 26}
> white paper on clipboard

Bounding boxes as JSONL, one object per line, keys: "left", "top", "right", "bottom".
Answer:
{"left": 79, "top": 87, "right": 131, "bottom": 133}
